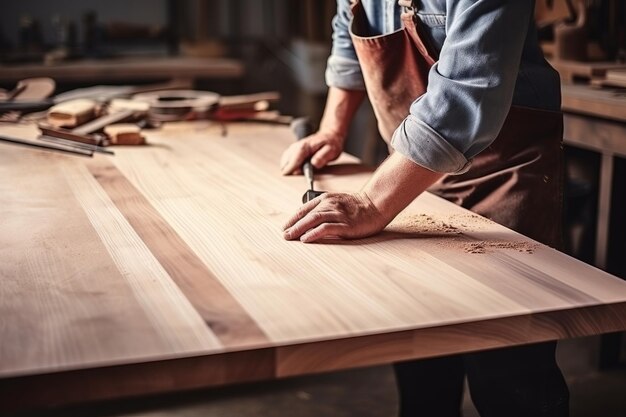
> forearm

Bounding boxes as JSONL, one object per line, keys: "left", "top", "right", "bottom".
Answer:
{"left": 361, "top": 151, "right": 444, "bottom": 223}
{"left": 319, "top": 87, "right": 366, "bottom": 140}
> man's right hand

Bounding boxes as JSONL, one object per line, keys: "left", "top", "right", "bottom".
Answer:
{"left": 280, "top": 86, "right": 365, "bottom": 175}
{"left": 280, "top": 130, "right": 344, "bottom": 175}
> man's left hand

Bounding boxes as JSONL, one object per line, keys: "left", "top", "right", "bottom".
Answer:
{"left": 282, "top": 192, "right": 387, "bottom": 243}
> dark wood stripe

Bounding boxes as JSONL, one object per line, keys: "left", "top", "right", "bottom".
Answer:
{"left": 86, "top": 161, "right": 270, "bottom": 348}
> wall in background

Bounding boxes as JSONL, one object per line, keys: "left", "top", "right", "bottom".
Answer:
{"left": 0, "top": 0, "right": 167, "bottom": 47}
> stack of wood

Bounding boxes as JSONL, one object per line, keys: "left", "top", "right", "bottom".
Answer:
{"left": 45, "top": 98, "right": 149, "bottom": 147}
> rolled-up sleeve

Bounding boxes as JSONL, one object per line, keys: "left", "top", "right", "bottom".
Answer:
{"left": 391, "top": 0, "right": 533, "bottom": 174}
{"left": 325, "top": 0, "right": 366, "bottom": 90}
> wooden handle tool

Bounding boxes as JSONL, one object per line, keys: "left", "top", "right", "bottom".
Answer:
{"left": 290, "top": 117, "right": 326, "bottom": 203}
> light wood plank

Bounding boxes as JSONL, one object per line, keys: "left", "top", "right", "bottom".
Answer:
{"left": 3, "top": 121, "right": 626, "bottom": 412}
{"left": 107, "top": 123, "right": 626, "bottom": 346}
{"left": 0, "top": 145, "right": 220, "bottom": 378}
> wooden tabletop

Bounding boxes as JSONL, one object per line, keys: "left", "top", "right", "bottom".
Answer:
{"left": 2, "top": 121, "right": 626, "bottom": 412}
{"left": 0, "top": 57, "right": 244, "bottom": 83}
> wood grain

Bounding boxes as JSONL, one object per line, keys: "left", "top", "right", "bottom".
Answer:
{"left": 277, "top": 303, "right": 626, "bottom": 376}
{"left": 0, "top": 136, "right": 220, "bottom": 378}
{"left": 2, "top": 121, "right": 626, "bottom": 411}
{"left": 85, "top": 160, "right": 270, "bottom": 348}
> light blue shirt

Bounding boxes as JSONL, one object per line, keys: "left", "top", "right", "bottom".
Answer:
{"left": 326, "top": 0, "right": 561, "bottom": 174}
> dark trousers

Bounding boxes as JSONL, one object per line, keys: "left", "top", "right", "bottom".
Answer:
{"left": 394, "top": 342, "right": 569, "bottom": 417}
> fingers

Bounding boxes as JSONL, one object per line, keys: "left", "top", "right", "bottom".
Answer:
{"left": 284, "top": 208, "right": 344, "bottom": 241}
{"left": 311, "top": 144, "right": 338, "bottom": 169}
{"left": 283, "top": 193, "right": 357, "bottom": 243}
{"left": 300, "top": 223, "right": 347, "bottom": 243}
{"left": 283, "top": 195, "right": 349, "bottom": 242}
{"left": 280, "top": 133, "right": 342, "bottom": 175}
{"left": 280, "top": 141, "right": 311, "bottom": 175}
{"left": 283, "top": 211, "right": 346, "bottom": 243}
{"left": 282, "top": 197, "right": 323, "bottom": 230}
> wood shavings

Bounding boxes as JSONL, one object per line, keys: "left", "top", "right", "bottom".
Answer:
{"left": 390, "top": 213, "right": 540, "bottom": 255}
{"left": 464, "top": 241, "right": 539, "bottom": 254}
{"left": 448, "top": 213, "right": 492, "bottom": 230}
{"left": 393, "top": 213, "right": 463, "bottom": 235}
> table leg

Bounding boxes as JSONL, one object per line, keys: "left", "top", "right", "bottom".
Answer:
{"left": 595, "top": 153, "right": 614, "bottom": 270}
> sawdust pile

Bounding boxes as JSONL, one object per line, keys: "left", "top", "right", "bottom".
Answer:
{"left": 391, "top": 213, "right": 489, "bottom": 235}
{"left": 464, "top": 241, "right": 539, "bottom": 254}
{"left": 391, "top": 213, "right": 540, "bottom": 254}
{"left": 397, "top": 213, "right": 463, "bottom": 234}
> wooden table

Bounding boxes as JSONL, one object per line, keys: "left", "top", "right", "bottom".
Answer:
{"left": 0, "top": 57, "right": 244, "bottom": 86}
{"left": 561, "top": 83, "right": 626, "bottom": 368}
{"left": 561, "top": 83, "right": 626, "bottom": 270}
{"left": 2, "top": 121, "right": 626, "bottom": 413}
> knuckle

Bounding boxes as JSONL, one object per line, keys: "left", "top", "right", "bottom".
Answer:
{"left": 295, "top": 205, "right": 310, "bottom": 219}
{"left": 310, "top": 211, "right": 325, "bottom": 223}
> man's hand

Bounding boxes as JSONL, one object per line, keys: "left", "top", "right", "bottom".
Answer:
{"left": 279, "top": 86, "right": 366, "bottom": 175}
{"left": 280, "top": 131, "right": 344, "bottom": 175}
{"left": 281, "top": 152, "right": 445, "bottom": 244}
{"left": 282, "top": 192, "right": 388, "bottom": 243}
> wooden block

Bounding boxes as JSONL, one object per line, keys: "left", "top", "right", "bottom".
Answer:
{"left": 109, "top": 98, "right": 150, "bottom": 114}
{"left": 104, "top": 123, "right": 145, "bottom": 145}
{"left": 47, "top": 99, "right": 97, "bottom": 128}
{"left": 551, "top": 60, "right": 626, "bottom": 83}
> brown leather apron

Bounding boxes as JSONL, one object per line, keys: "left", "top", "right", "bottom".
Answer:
{"left": 349, "top": 0, "right": 563, "bottom": 248}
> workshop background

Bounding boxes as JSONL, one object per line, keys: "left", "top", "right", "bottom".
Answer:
{"left": 1, "top": 0, "right": 625, "bottom": 416}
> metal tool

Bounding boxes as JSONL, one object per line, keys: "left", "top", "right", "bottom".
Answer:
{"left": 38, "top": 135, "right": 114, "bottom": 155}
{"left": 0, "top": 134, "right": 93, "bottom": 157}
{"left": 39, "top": 125, "right": 104, "bottom": 146}
{"left": 290, "top": 117, "right": 326, "bottom": 203}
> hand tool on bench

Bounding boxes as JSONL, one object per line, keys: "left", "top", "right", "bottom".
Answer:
{"left": 39, "top": 125, "right": 104, "bottom": 146}
{"left": 0, "top": 134, "right": 93, "bottom": 157}
{"left": 290, "top": 117, "right": 326, "bottom": 203}
{"left": 40, "top": 98, "right": 149, "bottom": 150}
{"left": 71, "top": 98, "right": 149, "bottom": 136}
{"left": 38, "top": 134, "right": 114, "bottom": 155}
{"left": 37, "top": 126, "right": 113, "bottom": 155}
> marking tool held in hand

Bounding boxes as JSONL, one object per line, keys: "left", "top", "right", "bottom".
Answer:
{"left": 290, "top": 117, "right": 326, "bottom": 203}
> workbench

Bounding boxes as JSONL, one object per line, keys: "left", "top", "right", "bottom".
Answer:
{"left": 561, "top": 83, "right": 626, "bottom": 271}
{"left": 2, "top": 121, "right": 626, "bottom": 413}
{"left": 561, "top": 82, "right": 626, "bottom": 368}
{"left": 0, "top": 57, "right": 244, "bottom": 87}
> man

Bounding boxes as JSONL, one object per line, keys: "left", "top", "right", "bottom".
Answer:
{"left": 281, "top": 1, "right": 569, "bottom": 416}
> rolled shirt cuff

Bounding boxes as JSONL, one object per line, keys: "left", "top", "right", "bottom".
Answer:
{"left": 391, "top": 115, "right": 472, "bottom": 174}
{"left": 325, "top": 54, "right": 367, "bottom": 91}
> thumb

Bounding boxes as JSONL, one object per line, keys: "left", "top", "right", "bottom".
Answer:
{"left": 281, "top": 142, "right": 311, "bottom": 175}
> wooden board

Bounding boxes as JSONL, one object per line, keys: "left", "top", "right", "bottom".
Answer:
{"left": 2, "top": 122, "right": 626, "bottom": 411}
{"left": 561, "top": 83, "right": 626, "bottom": 123}
{"left": 0, "top": 57, "right": 244, "bottom": 83}
{"left": 550, "top": 60, "right": 626, "bottom": 83}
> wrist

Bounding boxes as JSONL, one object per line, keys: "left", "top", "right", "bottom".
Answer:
{"left": 357, "top": 190, "right": 396, "bottom": 228}
{"left": 318, "top": 125, "right": 346, "bottom": 146}
{"left": 360, "top": 152, "right": 445, "bottom": 222}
